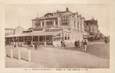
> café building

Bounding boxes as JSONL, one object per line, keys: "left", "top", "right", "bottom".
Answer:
{"left": 5, "top": 8, "right": 86, "bottom": 47}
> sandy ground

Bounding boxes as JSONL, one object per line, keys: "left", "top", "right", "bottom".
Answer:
{"left": 5, "top": 41, "right": 109, "bottom": 68}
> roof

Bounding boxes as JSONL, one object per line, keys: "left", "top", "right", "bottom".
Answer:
{"left": 5, "top": 31, "right": 61, "bottom": 37}
{"left": 32, "top": 8, "right": 73, "bottom": 21}
{"left": 32, "top": 31, "right": 61, "bottom": 36}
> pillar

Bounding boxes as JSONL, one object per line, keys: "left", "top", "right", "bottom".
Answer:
{"left": 44, "top": 20, "right": 46, "bottom": 28}
{"left": 81, "top": 17, "right": 85, "bottom": 32}
{"left": 40, "top": 21, "right": 42, "bottom": 28}
{"left": 58, "top": 17, "right": 61, "bottom": 27}
{"left": 53, "top": 20, "right": 56, "bottom": 27}
{"left": 44, "top": 36, "right": 46, "bottom": 47}
{"left": 79, "top": 16, "right": 82, "bottom": 32}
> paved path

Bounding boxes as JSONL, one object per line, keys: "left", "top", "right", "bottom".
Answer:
{"left": 6, "top": 43, "right": 109, "bottom": 68}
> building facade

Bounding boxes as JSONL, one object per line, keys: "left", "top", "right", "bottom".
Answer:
{"left": 84, "top": 18, "right": 100, "bottom": 40}
{"left": 5, "top": 8, "right": 86, "bottom": 47}
{"left": 32, "top": 8, "right": 85, "bottom": 32}
{"left": 5, "top": 28, "right": 15, "bottom": 36}
{"left": 31, "top": 8, "right": 86, "bottom": 47}
{"left": 84, "top": 18, "right": 98, "bottom": 34}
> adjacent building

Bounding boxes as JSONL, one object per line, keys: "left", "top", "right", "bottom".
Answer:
{"left": 84, "top": 18, "right": 101, "bottom": 40}
{"left": 5, "top": 26, "right": 24, "bottom": 35}
{"left": 84, "top": 18, "right": 98, "bottom": 34}
{"left": 5, "top": 28, "right": 15, "bottom": 36}
{"left": 15, "top": 26, "right": 24, "bottom": 34}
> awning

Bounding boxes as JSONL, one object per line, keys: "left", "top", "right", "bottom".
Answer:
{"left": 5, "top": 31, "right": 61, "bottom": 37}
{"left": 31, "top": 31, "right": 61, "bottom": 36}
{"left": 5, "top": 33, "right": 31, "bottom": 37}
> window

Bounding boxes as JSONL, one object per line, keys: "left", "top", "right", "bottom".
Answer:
{"left": 42, "top": 22, "right": 44, "bottom": 27}
{"left": 61, "top": 16, "right": 69, "bottom": 25}
{"left": 33, "top": 36, "right": 38, "bottom": 41}
{"left": 46, "top": 21, "right": 53, "bottom": 28}
{"left": 35, "top": 21, "right": 41, "bottom": 27}
{"left": 46, "top": 35, "right": 52, "bottom": 42}
{"left": 65, "top": 36, "right": 67, "bottom": 40}
{"left": 55, "top": 20, "right": 58, "bottom": 26}
{"left": 19, "top": 37, "right": 24, "bottom": 42}
{"left": 39, "top": 36, "right": 45, "bottom": 42}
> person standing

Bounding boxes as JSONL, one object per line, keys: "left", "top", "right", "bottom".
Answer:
{"left": 83, "top": 39, "right": 88, "bottom": 52}
{"left": 61, "top": 40, "right": 65, "bottom": 47}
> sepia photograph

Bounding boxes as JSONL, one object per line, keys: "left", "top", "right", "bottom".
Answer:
{"left": 5, "top": 4, "right": 110, "bottom": 68}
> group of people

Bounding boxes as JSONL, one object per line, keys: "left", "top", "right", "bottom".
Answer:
{"left": 74, "top": 39, "right": 88, "bottom": 52}
{"left": 60, "top": 39, "right": 88, "bottom": 52}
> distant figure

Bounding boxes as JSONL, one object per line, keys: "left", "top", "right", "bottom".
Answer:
{"left": 74, "top": 41, "right": 79, "bottom": 48}
{"left": 14, "top": 42, "right": 16, "bottom": 47}
{"left": 61, "top": 40, "right": 66, "bottom": 47}
{"left": 83, "top": 39, "right": 88, "bottom": 52}
{"left": 33, "top": 42, "right": 38, "bottom": 50}
{"left": 35, "top": 42, "right": 38, "bottom": 49}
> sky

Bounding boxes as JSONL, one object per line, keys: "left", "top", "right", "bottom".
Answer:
{"left": 5, "top": 4, "right": 110, "bottom": 36}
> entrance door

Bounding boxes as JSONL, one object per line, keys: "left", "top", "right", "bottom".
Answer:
{"left": 46, "top": 35, "right": 53, "bottom": 45}
{"left": 39, "top": 36, "right": 45, "bottom": 45}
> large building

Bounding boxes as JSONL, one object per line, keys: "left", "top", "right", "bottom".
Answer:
{"left": 5, "top": 8, "right": 86, "bottom": 47}
{"left": 32, "top": 8, "right": 85, "bottom": 32}
{"left": 31, "top": 8, "right": 86, "bottom": 46}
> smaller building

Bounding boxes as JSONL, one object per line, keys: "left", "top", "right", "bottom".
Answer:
{"left": 5, "top": 26, "right": 24, "bottom": 35}
{"left": 84, "top": 18, "right": 101, "bottom": 40}
{"left": 5, "top": 28, "right": 15, "bottom": 36}
{"left": 15, "top": 26, "right": 24, "bottom": 34}
{"left": 84, "top": 18, "right": 98, "bottom": 34}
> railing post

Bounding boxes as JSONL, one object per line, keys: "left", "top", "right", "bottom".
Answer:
{"left": 18, "top": 47, "right": 21, "bottom": 60}
{"left": 28, "top": 48, "right": 31, "bottom": 62}
{"left": 10, "top": 47, "right": 13, "bottom": 58}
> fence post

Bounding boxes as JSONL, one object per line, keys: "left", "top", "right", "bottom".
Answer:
{"left": 18, "top": 47, "right": 21, "bottom": 60}
{"left": 10, "top": 47, "right": 13, "bottom": 58}
{"left": 28, "top": 48, "right": 31, "bottom": 62}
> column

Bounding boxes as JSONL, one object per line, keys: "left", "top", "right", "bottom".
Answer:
{"left": 82, "top": 17, "right": 85, "bottom": 32}
{"left": 40, "top": 21, "right": 42, "bottom": 28}
{"left": 44, "top": 36, "right": 46, "bottom": 47}
{"left": 78, "top": 15, "right": 80, "bottom": 31}
{"left": 58, "top": 17, "right": 61, "bottom": 27}
{"left": 53, "top": 20, "right": 56, "bottom": 27}
{"left": 10, "top": 45, "right": 13, "bottom": 58}
{"left": 44, "top": 20, "right": 46, "bottom": 28}
{"left": 80, "top": 16, "right": 82, "bottom": 32}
